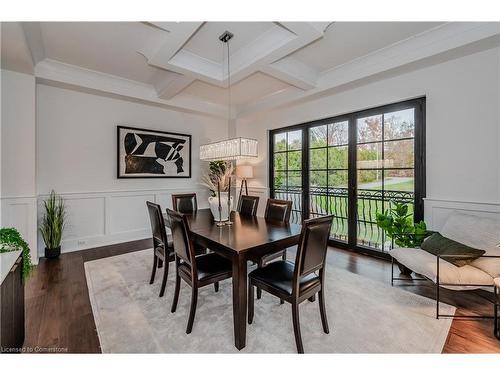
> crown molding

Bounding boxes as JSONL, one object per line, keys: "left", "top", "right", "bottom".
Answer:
{"left": 262, "top": 57, "right": 318, "bottom": 90}
{"left": 34, "top": 59, "right": 227, "bottom": 118}
{"left": 154, "top": 72, "right": 195, "bottom": 100}
{"left": 21, "top": 22, "right": 45, "bottom": 66}
{"left": 238, "top": 22, "right": 500, "bottom": 117}
{"left": 19, "top": 22, "right": 499, "bottom": 119}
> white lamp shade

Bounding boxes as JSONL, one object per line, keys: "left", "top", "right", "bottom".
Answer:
{"left": 236, "top": 165, "right": 253, "bottom": 179}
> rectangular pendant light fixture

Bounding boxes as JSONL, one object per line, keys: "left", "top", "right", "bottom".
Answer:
{"left": 199, "top": 33, "right": 258, "bottom": 162}
{"left": 199, "top": 137, "right": 258, "bottom": 161}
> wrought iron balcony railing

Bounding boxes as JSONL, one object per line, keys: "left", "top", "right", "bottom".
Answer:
{"left": 274, "top": 186, "right": 414, "bottom": 252}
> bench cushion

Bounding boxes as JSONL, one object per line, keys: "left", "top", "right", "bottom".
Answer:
{"left": 389, "top": 247, "right": 494, "bottom": 290}
{"left": 441, "top": 212, "right": 500, "bottom": 277}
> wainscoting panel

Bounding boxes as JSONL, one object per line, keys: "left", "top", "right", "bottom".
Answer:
{"left": 23, "top": 191, "right": 500, "bottom": 259}
{"left": 36, "top": 188, "right": 209, "bottom": 257}
{"left": 109, "top": 193, "right": 156, "bottom": 235}
{"left": 424, "top": 198, "right": 500, "bottom": 230}
{"left": 63, "top": 196, "right": 106, "bottom": 239}
{"left": 1, "top": 197, "right": 38, "bottom": 264}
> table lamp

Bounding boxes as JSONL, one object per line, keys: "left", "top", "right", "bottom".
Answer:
{"left": 236, "top": 165, "right": 253, "bottom": 204}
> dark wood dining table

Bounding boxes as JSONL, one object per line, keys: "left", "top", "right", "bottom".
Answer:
{"left": 164, "top": 208, "right": 301, "bottom": 350}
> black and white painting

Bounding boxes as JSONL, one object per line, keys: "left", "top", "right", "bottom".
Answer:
{"left": 117, "top": 126, "right": 191, "bottom": 178}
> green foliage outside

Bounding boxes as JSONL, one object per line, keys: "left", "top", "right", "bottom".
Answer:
{"left": 0, "top": 228, "right": 33, "bottom": 281}
{"left": 40, "top": 190, "right": 66, "bottom": 250}
{"left": 273, "top": 114, "right": 414, "bottom": 190}
{"left": 375, "top": 201, "right": 428, "bottom": 248}
{"left": 273, "top": 113, "right": 416, "bottom": 247}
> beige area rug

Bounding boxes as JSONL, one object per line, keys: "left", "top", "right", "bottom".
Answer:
{"left": 84, "top": 249, "right": 455, "bottom": 353}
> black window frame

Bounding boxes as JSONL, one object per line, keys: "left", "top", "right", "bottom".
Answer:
{"left": 269, "top": 97, "right": 426, "bottom": 259}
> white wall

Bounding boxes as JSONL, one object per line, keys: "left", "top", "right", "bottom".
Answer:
{"left": 1, "top": 69, "right": 38, "bottom": 263}
{"left": 35, "top": 84, "right": 227, "bottom": 255}
{"left": 2, "top": 43, "right": 499, "bottom": 260}
{"left": 236, "top": 46, "right": 500, "bottom": 226}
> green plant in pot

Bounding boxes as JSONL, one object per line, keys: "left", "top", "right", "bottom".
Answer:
{"left": 40, "top": 190, "right": 66, "bottom": 259}
{"left": 376, "top": 201, "right": 428, "bottom": 275}
{"left": 0, "top": 228, "right": 33, "bottom": 281}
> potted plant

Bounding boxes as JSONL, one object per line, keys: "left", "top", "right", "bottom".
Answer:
{"left": 0, "top": 228, "right": 33, "bottom": 281}
{"left": 376, "top": 201, "right": 429, "bottom": 275}
{"left": 201, "top": 161, "right": 234, "bottom": 221}
{"left": 40, "top": 190, "right": 66, "bottom": 259}
{"left": 201, "top": 161, "right": 234, "bottom": 196}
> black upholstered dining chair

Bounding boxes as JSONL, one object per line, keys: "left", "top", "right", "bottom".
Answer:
{"left": 167, "top": 209, "right": 233, "bottom": 334}
{"left": 238, "top": 195, "right": 259, "bottom": 216}
{"left": 172, "top": 193, "right": 198, "bottom": 214}
{"left": 255, "top": 198, "right": 293, "bottom": 300}
{"left": 146, "top": 201, "right": 175, "bottom": 298}
{"left": 248, "top": 215, "right": 334, "bottom": 353}
{"left": 171, "top": 192, "right": 209, "bottom": 254}
{"left": 264, "top": 198, "right": 293, "bottom": 223}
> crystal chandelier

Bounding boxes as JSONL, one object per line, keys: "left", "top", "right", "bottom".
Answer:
{"left": 199, "top": 31, "right": 258, "bottom": 161}
{"left": 200, "top": 137, "right": 258, "bottom": 161}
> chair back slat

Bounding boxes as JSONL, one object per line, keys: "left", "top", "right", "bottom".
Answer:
{"left": 264, "top": 198, "right": 292, "bottom": 223}
{"left": 172, "top": 193, "right": 198, "bottom": 214}
{"left": 146, "top": 201, "right": 168, "bottom": 249}
{"left": 166, "top": 208, "right": 194, "bottom": 266}
{"left": 294, "top": 215, "right": 333, "bottom": 279}
{"left": 238, "top": 195, "right": 259, "bottom": 216}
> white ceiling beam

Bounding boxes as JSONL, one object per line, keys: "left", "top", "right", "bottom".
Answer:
{"left": 226, "top": 22, "right": 326, "bottom": 85}
{"left": 35, "top": 59, "right": 227, "bottom": 118}
{"left": 142, "top": 22, "right": 327, "bottom": 90}
{"left": 238, "top": 22, "right": 500, "bottom": 117}
{"left": 167, "top": 49, "right": 223, "bottom": 84}
{"left": 226, "top": 24, "right": 296, "bottom": 83}
{"left": 307, "top": 22, "right": 335, "bottom": 34}
{"left": 143, "top": 22, "right": 203, "bottom": 68}
{"left": 21, "top": 22, "right": 45, "bottom": 66}
{"left": 154, "top": 72, "right": 195, "bottom": 100}
{"left": 261, "top": 57, "right": 318, "bottom": 90}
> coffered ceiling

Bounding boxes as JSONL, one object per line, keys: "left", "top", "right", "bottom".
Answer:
{"left": 2, "top": 21, "right": 500, "bottom": 117}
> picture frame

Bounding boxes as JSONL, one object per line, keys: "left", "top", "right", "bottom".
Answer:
{"left": 117, "top": 125, "right": 192, "bottom": 179}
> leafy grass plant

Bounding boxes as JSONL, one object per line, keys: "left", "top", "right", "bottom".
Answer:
{"left": 40, "top": 190, "right": 66, "bottom": 250}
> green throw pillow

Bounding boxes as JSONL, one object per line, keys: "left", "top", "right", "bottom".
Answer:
{"left": 420, "top": 232, "right": 485, "bottom": 267}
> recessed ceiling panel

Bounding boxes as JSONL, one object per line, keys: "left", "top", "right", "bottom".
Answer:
{"left": 231, "top": 72, "right": 290, "bottom": 105}
{"left": 182, "top": 22, "right": 275, "bottom": 64}
{"left": 40, "top": 22, "right": 170, "bottom": 84}
{"left": 181, "top": 72, "right": 291, "bottom": 106}
{"left": 293, "top": 22, "right": 444, "bottom": 72}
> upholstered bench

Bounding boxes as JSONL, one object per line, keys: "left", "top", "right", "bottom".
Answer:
{"left": 389, "top": 212, "right": 500, "bottom": 335}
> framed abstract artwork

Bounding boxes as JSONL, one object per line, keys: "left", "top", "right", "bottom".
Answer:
{"left": 117, "top": 126, "right": 191, "bottom": 178}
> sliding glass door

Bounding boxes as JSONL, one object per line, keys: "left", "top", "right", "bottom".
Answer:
{"left": 269, "top": 98, "right": 425, "bottom": 256}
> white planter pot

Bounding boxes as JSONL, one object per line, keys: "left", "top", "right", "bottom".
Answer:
{"left": 208, "top": 192, "right": 234, "bottom": 222}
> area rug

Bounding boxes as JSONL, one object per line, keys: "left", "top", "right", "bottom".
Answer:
{"left": 84, "top": 249, "right": 455, "bottom": 353}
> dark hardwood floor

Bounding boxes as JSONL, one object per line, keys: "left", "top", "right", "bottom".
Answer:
{"left": 23, "top": 240, "right": 500, "bottom": 353}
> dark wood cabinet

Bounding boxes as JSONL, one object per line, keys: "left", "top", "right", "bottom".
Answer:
{"left": 1, "top": 255, "right": 25, "bottom": 353}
